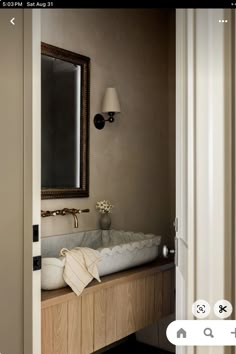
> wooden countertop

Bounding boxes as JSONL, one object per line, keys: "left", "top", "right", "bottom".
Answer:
{"left": 41, "top": 258, "right": 175, "bottom": 309}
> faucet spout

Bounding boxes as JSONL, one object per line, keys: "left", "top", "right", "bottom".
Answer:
{"left": 41, "top": 207, "right": 90, "bottom": 228}
{"left": 72, "top": 213, "right": 79, "bottom": 228}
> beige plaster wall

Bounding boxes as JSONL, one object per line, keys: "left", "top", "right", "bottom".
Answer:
{"left": 41, "top": 9, "right": 175, "bottom": 245}
{"left": 0, "top": 11, "right": 24, "bottom": 353}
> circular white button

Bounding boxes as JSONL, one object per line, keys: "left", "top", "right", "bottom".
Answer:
{"left": 214, "top": 300, "right": 233, "bottom": 319}
{"left": 192, "top": 300, "right": 211, "bottom": 319}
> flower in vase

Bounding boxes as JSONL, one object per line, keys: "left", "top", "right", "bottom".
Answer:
{"left": 96, "top": 200, "right": 114, "bottom": 214}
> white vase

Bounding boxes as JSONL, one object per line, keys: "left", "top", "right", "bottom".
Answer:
{"left": 99, "top": 213, "right": 111, "bottom": 230}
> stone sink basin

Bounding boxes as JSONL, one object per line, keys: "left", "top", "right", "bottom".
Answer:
{"left": 41, "top": 229, "right": 161, "bottom": 290}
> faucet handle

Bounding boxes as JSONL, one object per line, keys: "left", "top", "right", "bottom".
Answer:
{"left": 80, "top": 208, "right": 90, "bottom": 213}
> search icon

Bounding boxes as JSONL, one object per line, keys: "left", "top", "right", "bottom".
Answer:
{"left": 204, "top": 328, "right": 214, "bottom": 338}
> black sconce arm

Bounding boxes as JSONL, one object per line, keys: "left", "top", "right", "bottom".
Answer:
{"left": 94, "top": 112, "right": 115, "bottom": 130}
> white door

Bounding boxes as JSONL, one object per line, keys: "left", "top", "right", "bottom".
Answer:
{"left": 0, "top": 10, "right": 41, "bottom": 354}
{"left": 175, "top": 8, "right": 233, "bottom": 354}
{"left": 24, "top": 10, "right": 42, "bottom": 354}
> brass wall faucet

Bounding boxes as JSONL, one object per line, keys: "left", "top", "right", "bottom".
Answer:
{"left": 41, "top": 208, "right": 90, "bottom": 228}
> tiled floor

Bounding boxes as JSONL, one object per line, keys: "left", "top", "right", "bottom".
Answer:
{"left": 104, "top": 337, "right": 174, "bottom": 353}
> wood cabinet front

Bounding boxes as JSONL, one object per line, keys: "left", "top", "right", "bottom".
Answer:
{"left": 42, "top": 261, "right": 175, "bottom": 354}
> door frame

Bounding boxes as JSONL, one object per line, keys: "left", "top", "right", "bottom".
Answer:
{"left": 24, "top": 10, "right": 41, "bottom": 354}
{"left": 176, "top": 9, "right": 234, "bottom": 354}
{"left": 176, "top": 9, "right": 195, "bottom": 354}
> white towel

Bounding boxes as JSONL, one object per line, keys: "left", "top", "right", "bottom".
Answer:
{"left": 60, "top": 247, "right": 102, "bottom": 296}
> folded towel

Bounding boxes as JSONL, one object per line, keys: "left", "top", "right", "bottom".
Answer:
{"left": 60, "top": 247, "right": 102, "bottom": 296}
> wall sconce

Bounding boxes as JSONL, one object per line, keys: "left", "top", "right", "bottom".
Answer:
{"left": 94, "top": 87, "right": 121, "bottom": 130}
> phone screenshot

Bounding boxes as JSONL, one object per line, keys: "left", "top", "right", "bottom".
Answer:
{"left": 0, "top": 2, "right": 235, "bottom": 354}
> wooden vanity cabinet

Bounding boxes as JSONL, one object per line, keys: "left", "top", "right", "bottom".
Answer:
{"left": 41, "top": 260, "right": 175, "bottom": 354}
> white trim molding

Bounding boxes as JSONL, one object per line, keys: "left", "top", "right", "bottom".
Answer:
{"left": 176, "top": 9, "right": 234, "bottom": 354}
{"left": 23, "top": 9, "right": 41, "bottom": 354}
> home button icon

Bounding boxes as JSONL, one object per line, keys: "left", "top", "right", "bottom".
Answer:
{"left": 177, "top": 328, "right": 187, "bottom": 338}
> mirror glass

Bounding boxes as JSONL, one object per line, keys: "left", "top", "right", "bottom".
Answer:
{"left": 41, "top": 43, "right": 90, "bottom": 199}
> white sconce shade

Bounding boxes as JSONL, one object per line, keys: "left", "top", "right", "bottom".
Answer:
{"left": 94, "top": 87, "right": 121, "bottom": 129}
{"left": 102, "top": 87, "right": 121, "bottom": 113}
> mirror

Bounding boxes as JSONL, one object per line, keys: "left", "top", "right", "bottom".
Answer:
{"left": 41, "top": 42, "right": 90, "bottom": 199}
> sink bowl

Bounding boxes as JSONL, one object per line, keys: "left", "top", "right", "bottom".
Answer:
{"left": 41, "top": 229, "right": 161, "bottom": 290}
